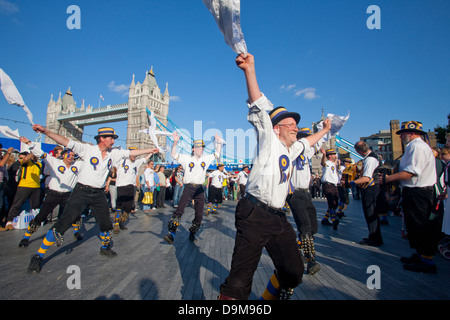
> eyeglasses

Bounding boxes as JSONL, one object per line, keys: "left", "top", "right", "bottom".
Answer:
{"left": 277, "top": 123, "right": 298, "bottom": 130}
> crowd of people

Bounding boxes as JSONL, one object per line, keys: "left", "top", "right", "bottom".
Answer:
{"left": 0, "top": 53, "right": 449, "bottom": 300}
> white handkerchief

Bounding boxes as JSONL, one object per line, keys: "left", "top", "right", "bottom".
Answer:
{"left": 203, "top": 0, "right": 248, "bottom": 55}
{"left": 0, "top": 126, "right": 20, "bottom": 139}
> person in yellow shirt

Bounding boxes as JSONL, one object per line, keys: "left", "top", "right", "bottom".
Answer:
{"left": 0, "top": 150, "right": 42, "bottom": 231}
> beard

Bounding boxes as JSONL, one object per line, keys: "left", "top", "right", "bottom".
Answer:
{"left": 401, "top": 135, "right": 412, "bottom": 145}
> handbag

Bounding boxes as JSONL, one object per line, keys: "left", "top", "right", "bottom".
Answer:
{"left": 142, "top": 191, "right": 153, "bottom": 205}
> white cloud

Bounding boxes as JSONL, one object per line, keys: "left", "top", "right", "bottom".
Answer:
{"left": 108, "top": 81, "right": 128, "bottom": 93}
{"left": 294, "top": 87, "right": 320, "bottom": 100}
{"left": 0, "top": 0, "right": 19, "bottom": 15}
{"left": 280, "top": 84, "right": 296, "bottom": 92}
{"left": 280, "top": 84, "right": 319, "bottom": 100}
{"left": 169, "top": 96, "right": 181, "bottom": 102}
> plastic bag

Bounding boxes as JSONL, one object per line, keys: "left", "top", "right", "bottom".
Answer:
{"left": 11, "top": 209, "right": 38, "bottom": 230}
{"left": 142, "top": 192, "right": 153, "bottom": 205}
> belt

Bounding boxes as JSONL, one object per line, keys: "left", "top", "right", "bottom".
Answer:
{"left": 244, "top": 193, "right": 285, "bottom": 216}
{"left": 77, "top": 183, "right": 104, "bottom": 192}
{"left": 187, "top": 183, "right": 203, "bottom": 188}
{"left": 47, "top": 189, "right": 71, "bottom": 196}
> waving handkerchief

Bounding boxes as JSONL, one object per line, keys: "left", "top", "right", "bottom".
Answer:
{"left": 203, "top": 0, "right": 248, "bottom": 55}
{"left": 0, "top": 126, "right": 20, "bottom": 139}
{"left": 0, "top": 68, "right": 34, "bottom": 125}
{"left": 138, "top": 111, "right": 171, "bottom": 153}
{"left": 315, "top": 112, "right": 350, "bottom": 142}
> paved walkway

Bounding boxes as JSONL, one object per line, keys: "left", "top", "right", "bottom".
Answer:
{"left": 0, "top": 197, "right": 449, "bottom": 300}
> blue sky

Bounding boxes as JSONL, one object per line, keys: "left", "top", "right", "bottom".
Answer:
{"left": 1, "top": 0, "right": 449, "bottom": 161}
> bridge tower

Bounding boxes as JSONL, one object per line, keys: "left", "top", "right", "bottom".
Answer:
{"left": 127, "top": 67, "right": 170, "bottom": 151}
{"left": 45, "top": 87, "right": 84, "bottom": 144}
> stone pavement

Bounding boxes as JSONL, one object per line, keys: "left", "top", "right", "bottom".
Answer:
{"left": 0, "top": 197, "right": 449, "bottom": 300}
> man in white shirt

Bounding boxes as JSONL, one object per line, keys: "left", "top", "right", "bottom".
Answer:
{"left": 18, "top": 137, "right": 83, "bottom": 247}
{"left": 164, "top": 133, "right": 222, "bottom": 243}
{"left": 143, "top": 160, "right": 156, "bottom": 208}
{"left": 381, "top": 121, "right": 438, "bottom": 273}
{"left": 287, "top": 128, "right": 323, "bottom": 275}
{"left": 352, "top": 141, "right": 384, "bottom": 247}
{"left": 206, "top": 163, "right": 227, "bottom": 213}
{"left": 27, "top": 125, "right": 158, "bottom": 274}
{"left": 237, "top": 165, "right": 249, "bottom": 199}
{"left": 114, "top": 147, "right": 152, "bottom": 233}
{"left": 320, "top": 148, "right": 341, "bottom": 229}
{"left": 218, "top": 53, "right": 331, "bottom": 300}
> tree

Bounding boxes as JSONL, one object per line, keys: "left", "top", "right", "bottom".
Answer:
{"left": 434, "top": 113, "right": 450, "bottom": 145}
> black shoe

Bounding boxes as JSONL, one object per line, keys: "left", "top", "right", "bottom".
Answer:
{"left": 28, "top": 254, "right": 43, "bottom": 274}
{"left": 400, "top": 253, "right": 421, "bottom": 264}
{"left": 332, "top": 219, "right": 339, "bottom": 230}
{"left": 19, "top": 238, "right": 30, "bottom": 248}
{"left": 359, "top": 238, "right": 383, "bottom": 247}
{"left": 189, "top": 232, "right": 196, "bottom": 242}
{"left": 73, "top": 232, "right": 83, "bottom": 241}
{"left": 119, "top": 223, "right": 127, "bottom": 231}
{"left": 321, "top": 219, "right": 332, "bottom": 226}
{"left": 403, "top": 260, "right": 437, "bottom": 274}
{"left": 163, "top": 234, "right": 175, "bottom": 244}
{"left": 99, "top": 246, "right": 118, "bottom": 258}
{"left": 336, "top": 212, "right": 346, "bottom": 219}
{"left": 306, "top": 261, "right": 321, "bottom": 275}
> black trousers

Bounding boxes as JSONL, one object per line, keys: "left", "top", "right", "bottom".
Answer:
{"left": 33, "top": 190, "right": 71, "bottom": 225}
{"left": 402, "top": 186, "right": 438, "bottom": 256}
{"left": 322, "top": 183, "right": 338, "bottom": 210}
{"left": 360, "top": 185, "right": 383, "bottom": 243}
{"left": 208, "top": 185, "right": 222, "bottom": 204}
{"left": 288, "top": 188, "right": 318, "bottom": 236}
{"left": 238, "top": 184, "right": 246, "bottom": 199}
{"left": 220, "top": 197, "right": 303, "bottom": 300}
{"left": 338, "top": 185, "right": 349, "bottom": 205}
{"left": 174, "top": 184, "right": 205, "bottom": 225}
{"left": 7, "top": 187, "right": 40, "bottom": 221}
{"left": 117, "top": 184, "right": 136, "bottom": 213}
{"left": 53, "top": 183, "right": 112, "bottom": 235}
{"left": 156, "top": 186, "right": 166, "bottom": 207}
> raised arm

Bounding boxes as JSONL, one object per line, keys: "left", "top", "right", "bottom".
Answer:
{"left": 0, "top": 147, "right": 13, "bottom": 167}
{"left": 236, "top": 53, "right": 262, "bottom": 104}
{"left": 171, "top": 131, "right": 180, "bottom": 159}
{"left": 305, "top": 119, "right": 331, "bottom": 148}
{"left": 214, "top": 133, "right": 223, "bottom": 159}
{"left": 33, "top": 124, "right": 70, "bottom": 147}
{"left": 320, "top": 148, "right": 326, "bottom": 167}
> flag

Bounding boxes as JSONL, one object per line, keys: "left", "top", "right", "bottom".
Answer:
{"left": 0, "top": 68, "right": 34, "bottom": 125}
{"left": 203, "top": 0, "right": 248, "bottom": 55}
{"left": 100, "top": 94, "right": 104, "bottom": 100}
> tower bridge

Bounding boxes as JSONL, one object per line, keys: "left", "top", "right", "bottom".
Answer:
{"left": 45, "top": 68, "right": 170, "bottom": 160}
